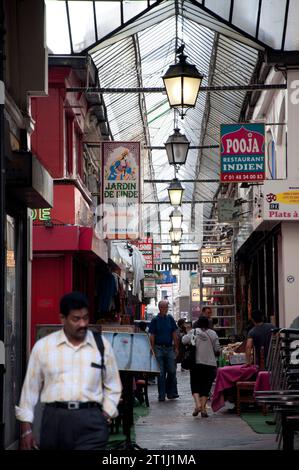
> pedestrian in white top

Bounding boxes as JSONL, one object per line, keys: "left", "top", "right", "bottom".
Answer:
{"left": 15, "top": 292, "right": 122, "bottom": 450}
{"left": 182, "top": 316, "right": 220, "bottom": 418}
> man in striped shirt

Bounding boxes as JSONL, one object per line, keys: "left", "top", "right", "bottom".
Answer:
{"left": 15, "top": 292, "right": 122, "bottom": 450}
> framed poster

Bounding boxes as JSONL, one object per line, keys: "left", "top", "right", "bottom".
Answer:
{"left": 102, "top": 142, "right": 141, "bottom": 239}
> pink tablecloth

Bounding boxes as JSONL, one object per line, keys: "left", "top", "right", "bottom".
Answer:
{"left": 254, "top": 371, "right": 270, "bottom": 394}
{"left": 211, "top": 365, "right": 258, "bottom": 412}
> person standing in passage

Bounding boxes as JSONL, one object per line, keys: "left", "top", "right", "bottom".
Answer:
{"left": 182, "top": 316, "right": 220, "bottom": 417}
{"left": 149, "top": 300, "right": 179, "bottom": 401}
{"left": 201, "top": 306, "right": 217, "bottom": 329}
{"left": 15, "top": 292, "right": 122, "bottom": 450}
{"left": 245, "top": 310, "right": 273, "bottom": 366}
{"left": 176, "top": 318, "right": 187, "bottom": 368}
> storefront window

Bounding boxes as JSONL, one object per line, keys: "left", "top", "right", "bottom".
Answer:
{"left": 4, "top": 216, "right": 21, "bottom": 448}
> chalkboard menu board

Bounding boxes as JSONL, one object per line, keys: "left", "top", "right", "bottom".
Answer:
{"left": 35, "top": 324, "right": 160, "bottom": 375}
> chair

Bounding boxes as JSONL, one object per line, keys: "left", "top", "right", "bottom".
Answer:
{"left": 134, "top": 374, "right": 150, "bottom": 407}
{"left": 236, "top": 347, "right": 266, "bottom": 416}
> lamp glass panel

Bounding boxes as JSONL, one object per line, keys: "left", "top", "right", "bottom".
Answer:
{"left": 182, "top": 77, "right": 201, "bottom": 106}
{"left": 168, "top": 188, "right": 183, "bottom": 206}
{"left": 171, "top": 268, "right": 179, "bottom": 276}
{"left": 171, "top": 213, "right": 182, "bottom": 230}
{"left": 165, "top": 142, "right": 188, "bottom": 165}
{"left": 171, "top": 245, "right": 180, "bottom": 255}
{"left": 174, "top": 229, "right": 182, "bottom": 242}
{"left": 164, "top": 76, "right": 182, "bottom": 107}
{"left": 171, "top": 254, "right": 180, "bottom": 264}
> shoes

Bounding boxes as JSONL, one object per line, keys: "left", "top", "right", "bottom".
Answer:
{"left": 158, "top": 397, "right": 165, "bottom": 402}
{"left": 201, "top": 410, "right": 208, "bottom": 418}
{"left": 167, "top": 394, "right": 180, "bottom": 399}
{"left": 192, "top": 407, "right": 201, "bottom": 417}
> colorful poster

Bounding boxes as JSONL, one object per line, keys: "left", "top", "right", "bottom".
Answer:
{"left": 144, "top": 277, "right": 156, "bottom": 298}
{"left": 137, "top": 237, "right": 153, "bottom": 271}
{"left": 220, "top": 123, "right": 265, "bottom": 182}
{"left": 153, "top": 244, "right": 162, "bottom": 264}
{"left": 102, "top": 142, "right": 140, "bottom": 239}
{"left": 156, "top": 271, "right": 177, "bottom": 284}
{"left": 263, "top": 180, "right": 299, "bottom": 220}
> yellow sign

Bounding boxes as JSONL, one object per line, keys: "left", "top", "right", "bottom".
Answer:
{"left": 192, "top": 289, "right": 200, "bottom": 302}
{"left": 276, "top": 191, "right": 299, "bottom": 204}
{"left": 191, "top": 288, "right": 208, "bottom": 302}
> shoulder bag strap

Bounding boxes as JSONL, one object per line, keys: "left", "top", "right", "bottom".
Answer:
{"left": 202, "top": 329, "right": 215, "bottom": 352}
{"left": 93, "top": 331, "right": 106, "bottom": 389}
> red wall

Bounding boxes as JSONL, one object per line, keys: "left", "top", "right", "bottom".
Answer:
{"left": 31, "top": 255, "right": 73, "bottom": 347}
{"left": 31, "top": 87, "right": 64, "bottom": 177}
{"left": 31, "top": 66, "right": 88, "bottom": 179}
{"left": 51, "top": 185, "right": 76, "bottom": 225}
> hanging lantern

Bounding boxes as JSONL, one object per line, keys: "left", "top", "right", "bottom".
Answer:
{"left": 167, "top": 178, "right": 184, "bottom": 206}
{"left": 164, "top": 128, "right": 190, "bottom": 165}
{"left": 169, "top": 228, "right": 182, "bottom": 242}
{"left": 162, "top": 45, "right": 203, "bottom": 116}
{"left": 171, "top": 243, "right": 180, "bottom": 255}
{"left": 170, "top": 208, "right": 183, "bottom": 229}
{"left": 171, "top": 254, "right": 180, "bottom": 264}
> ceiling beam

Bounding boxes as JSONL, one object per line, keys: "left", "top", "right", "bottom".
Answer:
{"left": 144, "top": 179, "right": 219, "bottom": 183}
{"left": 143, "top": 200, "right": 216, "bottom": 204}
{"left": 66, "top": 84, "right": 286, "bottom": 93}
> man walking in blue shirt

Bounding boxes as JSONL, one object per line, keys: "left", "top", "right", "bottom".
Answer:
{"left": 149, "top": 300, "right": 179, "bottom": 401}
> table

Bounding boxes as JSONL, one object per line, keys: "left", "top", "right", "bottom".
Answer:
{"left": 254, "top": 371, "right": 270, "bottom": 394}
{"left": 211, "top": 364, "right": 258, "bottom": 412}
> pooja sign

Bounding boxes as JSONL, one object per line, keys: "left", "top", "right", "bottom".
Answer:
{"left": 102, "top": 142, "right": 141, "bottom": 239}
{"left": 263, "top": 181, "right": 299, "bottom": 220}
{"left": 220, "top": 123, "right": 265, "bottom": 182}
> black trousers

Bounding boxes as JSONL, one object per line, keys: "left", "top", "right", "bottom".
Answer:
{"left": 40, "top": 405, "right": 109, "bottom": 450}
{"left": 190, "top": 363, "right": 216, "bottom": 397}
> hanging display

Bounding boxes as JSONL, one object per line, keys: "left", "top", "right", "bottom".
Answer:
{"left": 102, "top": 142, "right": 141, "bottom": 239}
{"left": 220, "top": 123, "right": 265, "bottom": 183}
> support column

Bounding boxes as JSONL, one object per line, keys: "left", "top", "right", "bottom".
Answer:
{"left": 287, "top": 69, "right": 299, "bottom": 179}
{"left": 280, "top": 223, "right": 299, "bottom": 327}
{"left": 277, "top": 70, "right": 299, "bottom": 327}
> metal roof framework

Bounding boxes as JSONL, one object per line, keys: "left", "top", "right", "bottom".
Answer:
{"left": 45, "top": 0, "right": 297, "bottom": 252}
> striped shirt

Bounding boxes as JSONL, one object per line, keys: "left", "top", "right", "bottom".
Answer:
{"left": 15, "top": 329, "right": 122, "bottom": 423}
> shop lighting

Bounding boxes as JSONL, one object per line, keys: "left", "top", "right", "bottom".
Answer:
{"left": 162, "top": 44, "right": 203, "bottom": 117}
{"left": 167, "top": 178, "right": 184, "bottom": 206}
{"left": 164, "top": 128, "right": 190, "bottom": 165}
{"left": 169, "top": 228, "right": 182, "bottom": 242}
{"left": 170, "top": 207, "right": 183, "bottom": 229}
{"left": 171, "top": 243, "right": 180, "bottom": 255}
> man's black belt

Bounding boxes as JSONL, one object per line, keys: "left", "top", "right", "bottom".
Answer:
{"left": 45, "top": 401, "right": 102, "bottom": 410}
{"left": 155, "top": 344, "right": 172, "bottom": 347}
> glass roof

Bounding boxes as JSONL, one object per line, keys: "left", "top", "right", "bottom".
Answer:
{"left": 46, "top": 0, "right": 299, "bottom": 53}
{"left": 45, "top": 0, "right": 297, "bottom": 256}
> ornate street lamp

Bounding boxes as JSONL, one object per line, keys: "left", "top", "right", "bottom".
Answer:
{"left": 170, "top": 207, "right": 183, "bottom": 229}
{"left": 162, "top": 44, "right": 203, "bottom": 117}
{"left": 171, "top": 263, "right": 180, "bottom": 276}
{"left": 171, "top": 243, "right": 180, "bottom": 255}
{"left": 169, "top": 228, "right": 182, "bottom": 242}
{"left": 164, "top": 128, "right": 190, "bottom": 165}
{"left": 167, "top": 178, "right": 184, "bottom": 206}
{"left": 171, "top": 254, "right": 180, "bottom": 264}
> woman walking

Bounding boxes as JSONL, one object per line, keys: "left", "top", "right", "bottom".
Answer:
{"left": 182, "top": 316, "right": 220, "bottom": 417}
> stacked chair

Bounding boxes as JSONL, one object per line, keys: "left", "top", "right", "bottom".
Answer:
{"left": 255, "top": 328, "right": 299, "bottom": 450}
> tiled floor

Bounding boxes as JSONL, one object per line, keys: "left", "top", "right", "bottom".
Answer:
{"left": 135, "top": 369, "right": 279, "bottom": 450}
